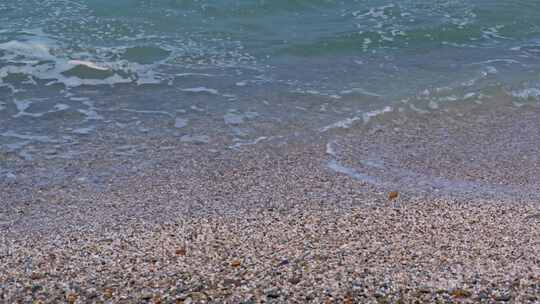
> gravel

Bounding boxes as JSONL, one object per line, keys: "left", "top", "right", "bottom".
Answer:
{"left": 1, "top": 102, "right": 540, "bottom": 303}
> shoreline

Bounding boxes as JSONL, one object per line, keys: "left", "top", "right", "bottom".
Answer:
{"left": 1, "top": 101, "right": 540, "bottom": 303}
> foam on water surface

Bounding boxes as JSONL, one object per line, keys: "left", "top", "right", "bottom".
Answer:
{"left": 72, "top": 126, "right": 95, "bottom": 135}
{"left": 1, "top": 131, "right": 56, "bottom": 143}
{"left": 511, "top": 88, "right": 540, "bottom": 101}
{"left": 181, "top": 87, "right": 219, "bottom": 95}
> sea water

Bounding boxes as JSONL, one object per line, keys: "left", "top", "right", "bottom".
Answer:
{"left": 1, "top": 0, "right": 540, "bottom": 163}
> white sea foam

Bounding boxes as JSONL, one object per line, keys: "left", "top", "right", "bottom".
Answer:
{"left": 69, "top": 97, "right": 90, "bottom": 101}
{"left": 1, "top": 131, "right": 56, "bottom": 142}
{"left": 319, "top": 107, "right": 392, "bottom": 132}
{"left": 0, "top": 35, "right": 167, "bottom": 90}
{"left": 409, "top": 104, "right": 429, "bottom": 114}
{"left": 437, "top": 96, "right": 459, "bottom": 102}
{"left": 67, "top": 60, "right": 110, "bottom": 71}
{"left": 353, "top": 4, "right": 394, "bottom": 19}
{"left": 469, "top": 59, "right": 520, "bottom": 65}
{"left": 463, "top": 92, "right": 476, "bottom": 99}
{"left": 123, "top": 109, "right": 174, "bottom": 117}
{"left": 11, "top": 98, "right": 68, "bottom": 118}
{"left": 175, "top": 73, "right": 216, "bottom": 77}
{"left": 72, "top": 126, "right": 95, "bottom": 135}
{"left": 0, "top": 39, "right": 55, "bottom": 60}
{"left": 511, "top": 88, "right": 540, "bottom": 100}
{"left": 222, "top": 93, "right": 238, "bottom": 101}
{"left": 362, "top": 106, "right": 393, "bottom": 123}
{"left": 428, "top": 100, "right": 439, "bottom": 109}
{"left": 181, "top": 87, "right": 219, "bottom": 94}
{"left": 293, "top": 89, "right": 342, "bottom": 99}
{"left": 190, "top": 105, "right": 205, "bottom": 112}
{"left": 481, "top": 26, "right": 509, "bottom": 40}
{"left": 340, "top": 88, "right": 381, "bottom": 97}
{"left": 54, "top": 103, "right": 70, "bottom": 111}
{"left": 230, "top": 136, "right": 268, "bottom": 149}
{"left": 13, "top": 99, "right": 33, "bottom": 117}
{"left": 319, "top": 116, "right": 362, "bottom": 132}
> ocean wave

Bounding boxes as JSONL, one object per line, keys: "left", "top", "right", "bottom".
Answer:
{"left": 0, "top": 35, "right": 164, "bottom": 89}
{"left": 319, "top": 106, "right": 393, "bottom": 132}
{"left": 0, "top": 29, "right": 255, "bottom": 91}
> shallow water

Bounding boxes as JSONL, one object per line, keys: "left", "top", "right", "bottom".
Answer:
{"left": 2, "top": 1, "right": 540, "bottom": 194}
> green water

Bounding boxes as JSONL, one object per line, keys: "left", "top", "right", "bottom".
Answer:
{"left": 1, "top": 0, "right": 540, "bottom": 157}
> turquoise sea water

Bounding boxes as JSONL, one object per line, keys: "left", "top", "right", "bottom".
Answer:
{"left": 1, "top": 1, "right": 540, "bottom": 160}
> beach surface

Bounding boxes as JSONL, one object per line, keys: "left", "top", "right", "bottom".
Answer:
{"left": 3, "top": 1, "right": 540, "bottom": 302}
{"left": 1, "top": 102, "right": 540, "bottom": 303}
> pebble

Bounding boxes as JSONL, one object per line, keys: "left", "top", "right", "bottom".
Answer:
{"left": 140, "top": 292, "right": 153, "bottom": 300}
{"left": 265, "top": 289, "right": 280, "bottom": 299}
{"left": 289, "top": 277, "right": 301, "bottom": 285}
{"left": 278, "top": 259, "right": 289, "bottom": 266}
{"left": 450, "top": 288, "right": 472, "bottom": 298}
{"left": 388, "top": 191, "right": 399, "bottom": 200}
{"left": 494, "top": 294, "right": 512, "bottom": 301}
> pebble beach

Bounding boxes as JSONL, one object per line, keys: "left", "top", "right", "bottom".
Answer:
{"left": 2, "top": 102, "right": 540, "bottom": 303}
{"left": 2, "top": 201, "right": 539, "bottom": 303}
{"left": 3, "top": 1, "right": 540, "bottom": 303}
